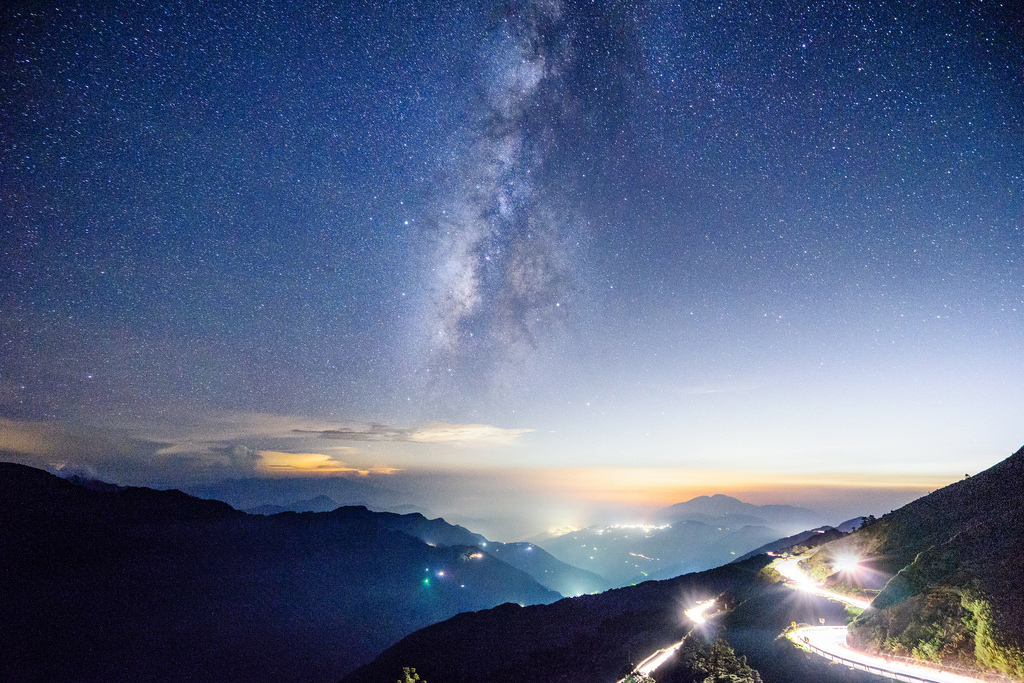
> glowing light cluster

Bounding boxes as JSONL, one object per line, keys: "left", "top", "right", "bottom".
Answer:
{"left": 629, "top": 551, "right": 657, "bottom": 561}
{"left": 684, "top": 599, "right": 716, "bottom": 625}
{"left": 608, "top": 523, "right": 671, "bottom": 532}
{"left": 775, "top": 555, "right": 872, "bottom": 610}
{"left": 832, "top": 553, "right": 861, "bottom": 574}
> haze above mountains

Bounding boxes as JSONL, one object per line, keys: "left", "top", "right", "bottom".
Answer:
{"left": 350, "top": 446, "right": 1024, "bottom": 682}
{"left": 1, "top": 461, "right": 836, "bottom": 680}
{"left": 234, "top": 485, "right": 840, "bottom": 591}
{"left": 4, "top": 446, "right": 1024, "bottom": 682}
{"left": 533, "top": 494, "right": 829, "bottom": 588}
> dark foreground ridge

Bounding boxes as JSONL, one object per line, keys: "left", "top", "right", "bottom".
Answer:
{"left": 5, "top": 445, "right": 1023, "bottom": 683}
{"left": 0, "top": 462, "right": 559, "bottom": 681}
{"left": 347, "top": 446, "right": 1024, "bottom": 683}
{"left": 342, "top": 557, "right": 775, "bottom": 683}
{"left": 820, "top": 445, "right": 1024, "bottom": 678}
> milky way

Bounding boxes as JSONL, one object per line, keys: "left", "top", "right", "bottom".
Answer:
{"left": 1, "top": 0, "right": 1021, "bottom": 505}
{"left": 420, "top": 0, "right": 584, "bottom": 405}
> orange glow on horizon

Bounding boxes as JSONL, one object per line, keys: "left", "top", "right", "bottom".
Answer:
{"left": 256, "top": 451, "right": 401, "bottom": 476}
{"left": 520, "top": 466, "right": 956, "bottom": 507}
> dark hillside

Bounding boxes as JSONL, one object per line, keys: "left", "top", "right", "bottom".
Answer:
{"left": 343, "top": 554, "right": 889, "bottom": 683}
{"left": 809, "top": 446, "right": 1024, "bottom": 678}
{"left": 299, "top": 505, "right": 607, "bottom": 596}
{"left": 342, "top": 557, "right": 773, "bottom": 683}
{"left": 342, "top": 505, "right": 489, "bottom": 547}
{"left": 734, "top": 526, "right": 847, "bottom": 562}
{"left": 0, "top": 463, "right": 558, "bottom": 681}
{"left": 486, "top": 541, "right": 608, "bottom": 596}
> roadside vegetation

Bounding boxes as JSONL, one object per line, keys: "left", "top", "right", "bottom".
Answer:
{"left": 397, "top": 667, "right": 425, "bottom": 683}
{"left": 656, "top": 635, "right": 763, "bottom": 683}
{"left": 849, "top": 586, "right": 1024, "bottom": 679}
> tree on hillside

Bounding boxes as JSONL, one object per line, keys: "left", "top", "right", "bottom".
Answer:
{"left": 398, "top": 667, "right": 425, "bottom": 683}
{"left": 623, "top": 674, "right": 656, "bottom": 683}
{"left": 661, "top": 636, "right": 762, "bottom": 683}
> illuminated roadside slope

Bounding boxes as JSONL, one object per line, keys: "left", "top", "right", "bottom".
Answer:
{"left": 812, "top": 446, "right": 1024, "bottom": 678}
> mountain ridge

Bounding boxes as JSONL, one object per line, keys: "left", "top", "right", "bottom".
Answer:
{"left": 339, "top": 446, "right": 1024, "bottom": 682}
{"left": 0, "top": 462, "right": 560, "bottom": 681}
{"left": 536, "top": 496, "right": 818, "bottom": 589}
{"left": 809, "top": 446, "right": 1024, "bottom": 678}
{"left": 654, "top": 493, "right": 821, "bottom": 533}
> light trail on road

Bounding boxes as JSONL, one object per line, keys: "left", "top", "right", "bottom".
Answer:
{"left": 684, "top": 599, "right": 717, "bottom": 625}
{"left": 791, "top": 626, "right": 992, "bottom": 683}
{"left": 616, "top": 599, "right": 719, "bottom": 682}
{"left": 775, "top": 555, "right": 872, "bottom": 609}
{"left": 776, "top": 556, "right": 994, "bottom": 683}
{"left": 630, "top": 640, "right": 685, "bottom": 678}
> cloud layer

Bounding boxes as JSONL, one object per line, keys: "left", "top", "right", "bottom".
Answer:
{"left": 296, "top": 422, "right": 533, "bottom": 444}
{"left": 0, "top": 413, "right": 532, "bottom": 486}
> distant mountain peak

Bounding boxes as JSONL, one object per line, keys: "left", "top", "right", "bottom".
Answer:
{"left": 653, "top": 493, "right": 820, "bottom": 534}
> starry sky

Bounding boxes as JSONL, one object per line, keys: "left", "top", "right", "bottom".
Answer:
{"left": 2, "top": 0, "right": 1022, "bottom": 539}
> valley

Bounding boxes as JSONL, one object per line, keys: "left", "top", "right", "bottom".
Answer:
{"left": 4, "top": 445, "right": 1024, "bottom": 682}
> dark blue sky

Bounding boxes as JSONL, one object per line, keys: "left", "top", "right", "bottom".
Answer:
{"left": 2, "top": 0, "right": 1022, "bottom": 534}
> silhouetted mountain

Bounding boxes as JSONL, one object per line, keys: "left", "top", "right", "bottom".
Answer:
{"left": 654, "top": 494, "right": 822, "bottom": 534}
{"left": 354, "top": 506, "right": 489, "bottom": 547}
{"left": 807, "top": 446, "right": 1024, "bottom": 679}
{"left": 249, "top": 502, "right": 605, "bottom": 597}
{"left": 538, "top": 519, "right": 782, "bottom": 588}
{"left": 61, "top": 472, "right": 127, "bottom": 492}
{"left": 836, "top": 516, "right": 866, "bottom": 533}
{"left": 247, "top": 493, "right": 341, "bottom": 514}
{"left": 10, "top": 444, "right": 1023, "bottom": 683}
{"left": 342, "top": 555, "right": 885, "bottom": 683}
{"left": 331, "top": 507, "right": 605, "bottom": 597}
{"left": 0, "top": 462, "right": 558, "bottom": 682}
{"left": 733, "top": 526, "right": 848, "bottom": 563}
{"left": 186, "top": 475, "right": 386, "bottom": 514}
{"left": 485, "top": 542, "right": 607, "bottom": 597}
{"left": 246, "top": 502, "right": 291, "bottom": 514}
{"left": 529, "top": 494, "right": 825, "bottom": 588}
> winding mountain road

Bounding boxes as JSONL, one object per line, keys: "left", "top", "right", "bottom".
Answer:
{"left": 777, "top": 555, "right": 993, "bottom": 683}
{"left": 616, "top": 599, "right": 719, "bottom": 682}
{"left": 774, "top": 555, "right": 872, "bottom": 609}
{"left": 792, "top": 626, "right": 994, "bottom": 683}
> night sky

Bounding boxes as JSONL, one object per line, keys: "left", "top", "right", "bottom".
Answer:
{"left": 2, "top": 0, "right": 1022, "bottom": 538}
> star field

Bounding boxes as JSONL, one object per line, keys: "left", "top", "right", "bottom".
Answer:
{"left": 1, "top": 0, "right": 1022, "bottom": 531}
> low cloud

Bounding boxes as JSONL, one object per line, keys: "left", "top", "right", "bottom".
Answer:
{"left": 0, "top": 417, "right": 71, "bottom": 457}
{"left": 297, "top": 424, "right": 414, "bottom": 442}
{"left": 296, "top": 421, "right": 532, "bottom": 445}
{"left": 0, "top": 413, "right": 530, "bottom": 487}
{"left": 137, "top": 411, "right": 341, "bottom": 456}
{"left": 408, "top": 423, "right": 533, "bottom": 444}
{"left": 0, "top": 416, "right": 240, "bottom": 484}
{"left": 256, "top": 450, "right": 401, "bottom": 475}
